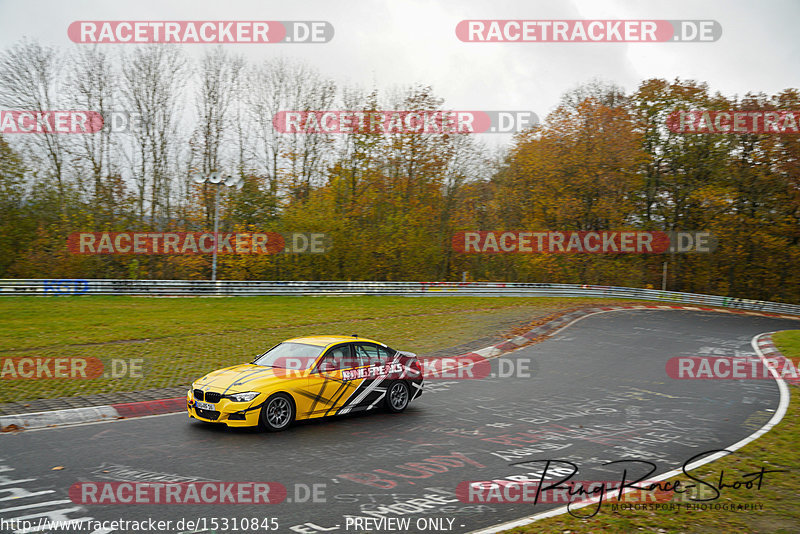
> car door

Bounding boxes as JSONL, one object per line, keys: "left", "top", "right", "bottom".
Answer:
{"left": 341, "top": 342, "right": 393, "bottom": 412}
{"left": 302, "top": 343, "right": 366, "bottom": 417}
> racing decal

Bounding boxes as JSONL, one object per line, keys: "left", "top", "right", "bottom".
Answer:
{"left": 336, "top": 356, "right": 405, "bottom": 415}
{"left": 305, "top": 375, "right": 355, "bottom": 416}
{"left": 333, "top": 380, "right": 386, "bottom": 416}
{"left": 366, "top": 387, "right": 389, "bottom": 410}
{"left": 219, "top": 367, "right": 277, "bottom": 391}
{"left": 335, "top": 378, "right": 383, "bottom": 415}
{"left": 197, "top": 366, "right": 258, "bottom": 389}
{"left": 341, "top": 362, "right": 404, "bottom": 381}
{"left": 323, "top": 378, "right": 365, "bottom": 416}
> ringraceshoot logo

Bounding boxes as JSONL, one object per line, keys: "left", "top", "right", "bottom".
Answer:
{"left": 457, "top": 479, "right": 672, "bottom": 504}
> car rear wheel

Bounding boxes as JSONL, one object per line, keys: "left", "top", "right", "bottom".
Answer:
{"left": 259, "top": 393, "right": 294, "bottom": 432}
{"left": 385, "top": 381, "right": 410, "bottom": 413}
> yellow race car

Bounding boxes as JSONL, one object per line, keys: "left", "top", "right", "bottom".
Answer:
{"left": 187, "top": 335, "right": 423, "bottom": 431}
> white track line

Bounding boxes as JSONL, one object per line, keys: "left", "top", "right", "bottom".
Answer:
{"left": 468, "top": 329, "right": 791, "bottom": 534}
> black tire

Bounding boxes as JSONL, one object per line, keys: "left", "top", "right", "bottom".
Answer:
{"left": 259, "top": 393, "right": 295, "bottom": 432}
{"left": 385, "top": 381, "right": 410, "bottom": 413}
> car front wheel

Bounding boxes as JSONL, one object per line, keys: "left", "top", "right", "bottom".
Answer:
{"left": 259, "top": 393, "right": 295, "bottom": 432}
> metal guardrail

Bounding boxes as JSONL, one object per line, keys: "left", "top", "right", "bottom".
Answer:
{"left": 2, "top": 278, "right": 800, "bottom": 316}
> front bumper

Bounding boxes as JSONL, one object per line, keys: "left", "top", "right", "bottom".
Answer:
{"left": 186, "top": 391, "right": 262, "bottom": 427}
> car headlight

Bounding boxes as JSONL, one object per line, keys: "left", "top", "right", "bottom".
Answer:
{"left": 224, "top": 391, "right": 260, "bottom": 402}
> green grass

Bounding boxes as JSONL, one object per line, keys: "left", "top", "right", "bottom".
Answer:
{"left": 774, "top": 331, "right": 800, "bottom": 360}
{"left": 501, "top": 329, "right": 800, "bottom": 534}
{"left": 0, "top": 296, "right": 652, "bottom": 403}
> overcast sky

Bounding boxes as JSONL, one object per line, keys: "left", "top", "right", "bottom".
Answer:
{"left": 0, "top": 0, "right": 797, "bottom": 129}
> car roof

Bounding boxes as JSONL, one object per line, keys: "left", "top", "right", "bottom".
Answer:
{"left": 285, "top": 335, "right": 385, "bottom": 347}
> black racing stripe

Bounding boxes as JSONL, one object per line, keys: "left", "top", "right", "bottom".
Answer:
{"left": 297, "top": 390, "right": 326, "bottom": 406}
{"left": 241, "top": 398, "right": 269, "bottom": 413}
{"left": 291, "top": 389, "right": 322, "bottom": 416}
{"left": 294, "top": 387, "right": 348, "bottom": 416}
{"left": 294, "top": 385, "right": 344, "bottom": 408}
{"left": 324, "top": 379, "right": 364, "bottom": 416}
{"left": 320, "top": 381, "right": 352, "bottom": 414}
{"left": 329, "top": 377, "right": 372, "bottom": 416}
{"left": 237, "top": 367, "right": 280, "bottom": 382}
{"left": 206, "top": 366, "right": 257, "bottom": 390}
{"left": 294, "top": 389, "right": 324, "bottom": 402}
{"left": 221, "top": 367, "right": 276, "bottom": 393}
{"left": 309, "top": 376, "right": 350, "bottom": 414}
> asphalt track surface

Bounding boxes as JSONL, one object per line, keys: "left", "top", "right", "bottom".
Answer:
{"left": 0, "top": 309, "right": 796, "bottom": 534}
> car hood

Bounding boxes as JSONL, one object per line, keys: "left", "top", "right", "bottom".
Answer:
{"left": 194, "top": 363, "right": 294, "bottom": 392}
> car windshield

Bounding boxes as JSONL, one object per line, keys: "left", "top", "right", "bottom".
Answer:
{"left": 253, "top": 342, "right": 324, "bottom": 369}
